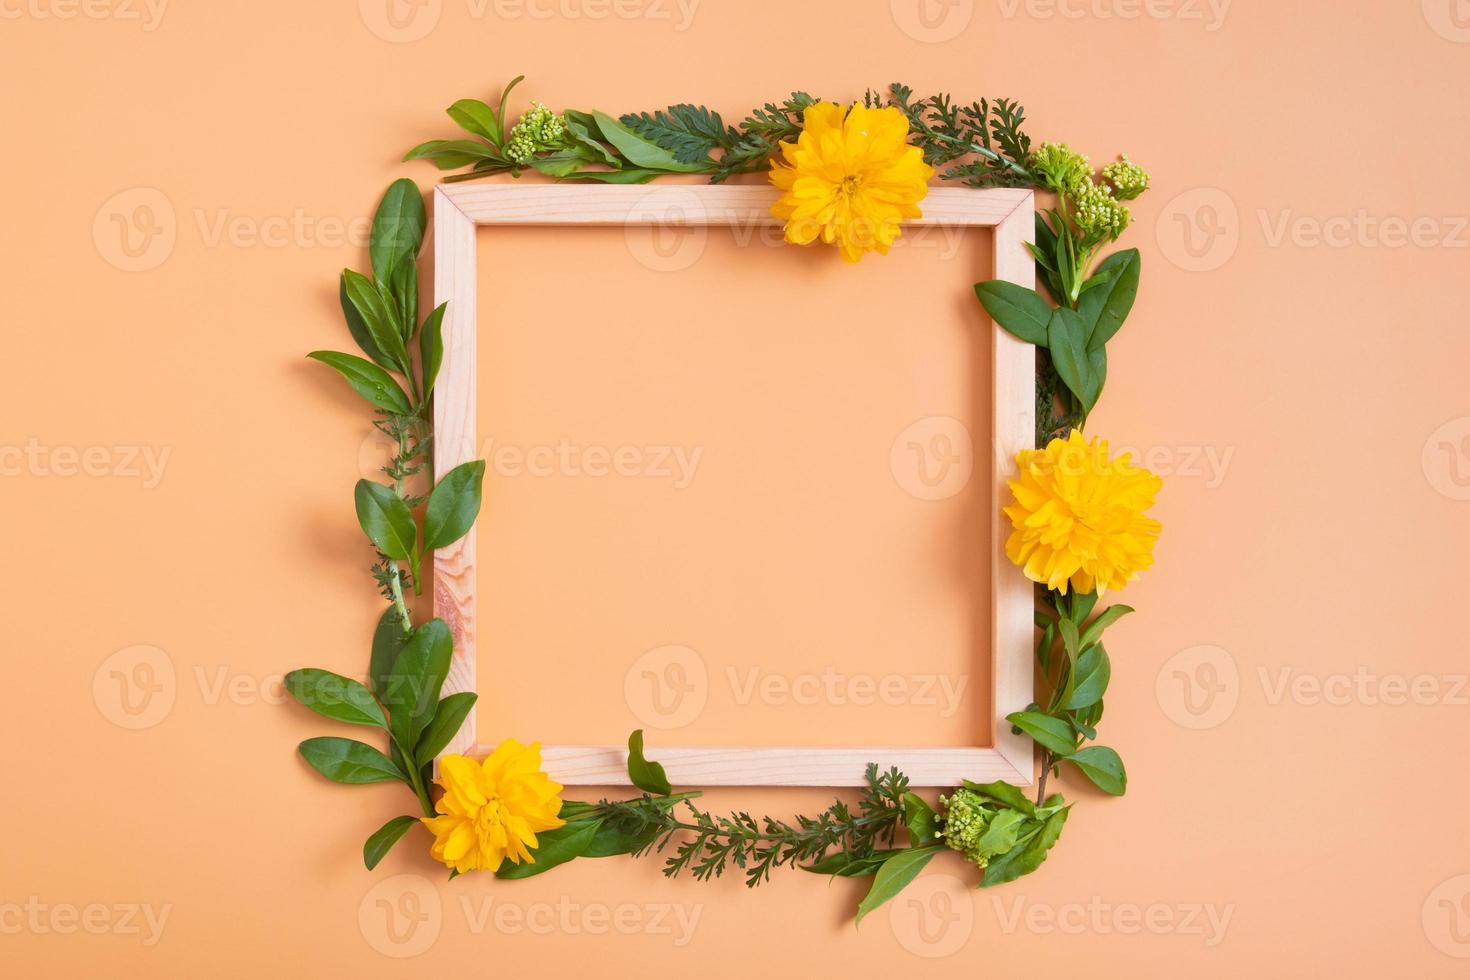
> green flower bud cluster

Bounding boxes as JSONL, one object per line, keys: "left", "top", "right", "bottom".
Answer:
{"left": 506, "top": 101, "right": 567, "bottom": 164}
{"left": 1072, "top": 177, "right": 1130, "bottom": 244}
{"left": 1101, "top": 154, "right": 1149, "bottom": 201}
{"left": 1029, "top": 142, "right": 1091, "bottom": 194}
{"left": 935, "top": 788, "right": 1025, "bottom": 867}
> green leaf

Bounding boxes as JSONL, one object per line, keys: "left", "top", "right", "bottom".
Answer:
{"left": 981, "top": 805, "right": 1069, "bottom": 887}
{"left": 1032, "top": 213, "right": 1064, "bottom": 304}
{"left": 306, "top": 351, "right": 412, "bottom": 414}
{"left": 559, "top": 110, "right": 618, "bottom": 163}
{"left": 388, "top": 252, "right": 418, "bottom": 343}
{"left": 354, "top": 480, "right": 417, "bottom": 561}
{"left": 419, "top": 303, "right": 446, "bottom": 398}
{"left": 1006, "top": 711, "right": 1076, "bottom": 756}
{"left": 495, "top": 819, "right": 602, "bottom": 879}
{"left": 1078, "top": 248, "right": 1140, "bottom": 350}
{"left": 1047, "top": 307, "right": 1105, "bottom": 414}
{"left": 414, "top": 692, "right": 477, "bottom": 767}
{"left": 974, "top": 281, "right": 1051, "bottom": 346}
{"left": 527, "top": 151, "right": 586, "bottom": 179}
{"left": 1057, "top": 617, "right": 1081, "bottom": 662}
{"left": 583, "top": 820, "right": 662, "bottom": 858}
{"left": 1079, "top": 604, "right": 1134, "bottom": 649}
{"left": 493, "top": 75, "right": 524, "bottom": 145}
{"left": 591, "top": 111, "right": 708, "bottom": 173}
{"left": 1067, "top": 590, "right": 1099, "bottom": 624}
{"left": 370, "top": 179, "right": 426, "bottom": 287}
{"left": 1064, "top": 644, "right": 1111, "bottom": 710}
{"left": 284, "top": 668, "right": 387, "bottom": 729}
{"left": 339, "top": 276, "right": 390, "bottom": 369}
{"left": 342, "top": 269, "right": 410, "bottom": 376}
{"left": 1069, "top": 745, "right": 1127, "bottom": 795}
{"left": 384, "top": 619, "right": 454, "bottom": 749}
{"left": 403, "top": 139, "right": 501, "bottom": 169}
{"left": 557, "top": 167, "right": 662, "bottom": 185}
{"left": 422, "top": 460, "right": 486, "bottom": 551}
{"left": 903, "top": 792, "right": 939, "bottom": 846}
{"left": 960, "top": 779, "right": 1036, "bottom": 818}
{"left": 618, "top": 105, "right": 726, "bottom": 165}
{"left": 626, "top": 729, "right": 672, "bottom": 795}
{"left": 447, "top": 98, "right": 501, "bottom": 142}
{"left": 804, "top": 850, "right": 903, "bottom": 878}
{"left": 364, "top": 815, "right": 418, "bottom": 870}
{"left": 370, "top": 606, "right": 410, "bottom": 698}
{"left": 975, "top": 808, "right": 1026, "bottom": 859}
{"left": 855, "top": 847, "right": 943, "bottom": 925}
{"left": 298, "top": 737, "right": 403, "bottom": 784}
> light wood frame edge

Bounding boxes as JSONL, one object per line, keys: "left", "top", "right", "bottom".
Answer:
{"left": 432, "top": 183, "right": 1036, "bottom": 787}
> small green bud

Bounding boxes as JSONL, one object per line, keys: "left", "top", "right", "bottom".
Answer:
{"left": 1029, "top": 142, "right": 1091, "bottom": 194}
{"left": 1072, "top": 177, "right": 1130, "bottom": 244}
{"left": 1101, "top": 154, "right": 1149, "bottom": 201}
{"left": 505, "top": 101, "right": 568, "bottom": 164}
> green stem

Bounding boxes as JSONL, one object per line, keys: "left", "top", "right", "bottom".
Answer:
{"left": 386, "top": 563, "right": 413, "bottom": 634}
{"left": 394, "top": 735, "right": 436, "bottom": 817}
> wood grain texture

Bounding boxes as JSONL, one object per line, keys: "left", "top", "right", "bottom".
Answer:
{"left": 431, "top": 183, "right": 1036, "bottom": 786}
{"left": 990, "top": 196, "right": 1038, "bottom": 786}
{"left": 432, "top": 188, "right": 480, "bottom": 757}
{"left": 441, "top": 182, "right": 1032, "bottom": 228}
{"left": 475, "top": 744, "right": 1028, "bottom": 788}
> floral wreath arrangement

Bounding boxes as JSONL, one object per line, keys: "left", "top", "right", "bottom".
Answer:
{"left": 286, "top": 77, "right": 1162, "bottom": 924}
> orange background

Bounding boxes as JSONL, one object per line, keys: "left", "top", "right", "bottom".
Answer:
{"left": 6, "top": 0, "right": 1470, "bottom": 975}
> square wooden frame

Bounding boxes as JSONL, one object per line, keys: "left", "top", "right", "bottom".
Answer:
{"left": 431, "top": 182, "right": 1036, "bottom": 787}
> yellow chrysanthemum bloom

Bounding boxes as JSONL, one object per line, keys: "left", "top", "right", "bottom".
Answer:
{"left": 1004, "top": 430, "right": 1162, "bottom": 595}
{"left": 769, "top": 102, "right": 934, "bottom": 263}
{"left": 421, "top": 740, "right": 566, "bottom": 874}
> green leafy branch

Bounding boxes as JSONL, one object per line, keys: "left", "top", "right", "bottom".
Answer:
{"left": 288, "top": 178, "right": 488, "bottom": 870}
{"left": 1010, "top": 588, "right": 1133, "bottom": 804}
{"left": 496, "top": 732, "right": 1071, "bottom": 924}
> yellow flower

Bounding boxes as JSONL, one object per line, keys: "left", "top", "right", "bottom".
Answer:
{"left": 421, "top": 740, "right": 566, "bottom": 874}
{"left": 769, "top": 102, "right": 934, "bottom": 263}
{"left": 1004, "top": 430, "right": 1162, "bottom": 595}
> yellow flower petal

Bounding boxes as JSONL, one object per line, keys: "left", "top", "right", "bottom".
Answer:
{"left": 421, "top": 744, "right": 567, "bottom": 874}
{"left": 768, "top": 102, "right": 933, "bottom": 262}
{"left": 1002, "top": 430, "right": 1162, "bottom": 596}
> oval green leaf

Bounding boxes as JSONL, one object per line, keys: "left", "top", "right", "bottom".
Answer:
{"left": 1005, "top": 711, "right": 1076, "bottom": 756}
{"left": 422, "top": 460, "right": 486, "bottom": 552}
{"left": 974, "top": 280, "right": 1052, "bottom": 345}
{"left": 307, "top": 351, "right": 412, "bottom": 415}
{"left": 354, "top": 480, "right": 417, "bottom": 561}
{"left": 284, "top": 668, "right": 386, "bottom": 729}
{"left": 626, "top": 729, "right": 673, "bottom": 796}
{"left": 1068, "top": 745, "right": 1127, "bottom": 796}
{"left": 298, "top": 737, "right": 403, "bottom": 784}
{"left": 855, "top": 846, "right": 943, "bottom": 925}
{"left": 364, "top": 815, "right": 419, "bottom": 870}
{"left": 414, "top": 692, "right": 477, "bottom": 767}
